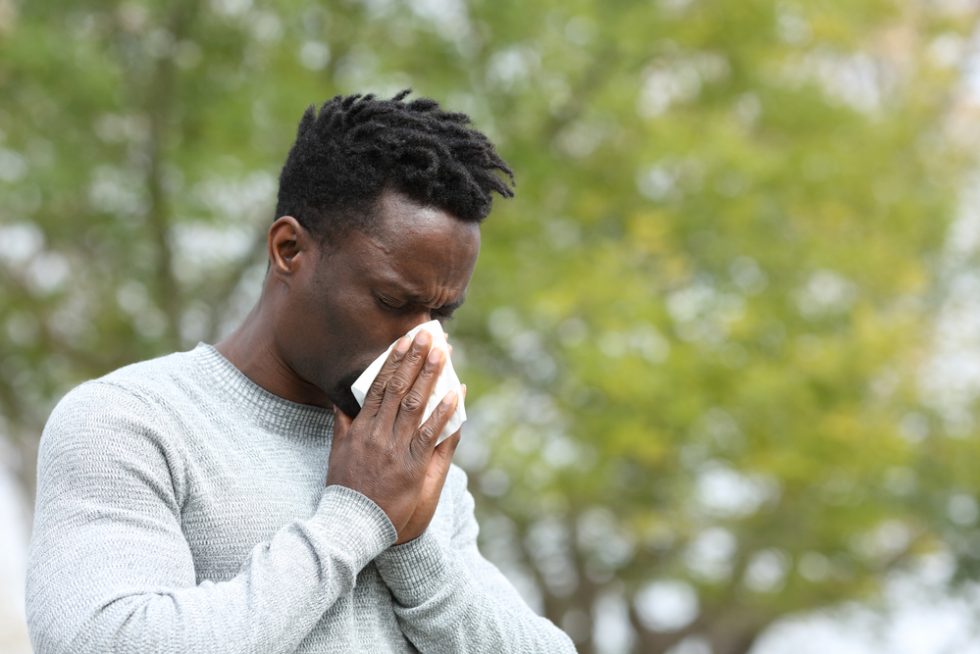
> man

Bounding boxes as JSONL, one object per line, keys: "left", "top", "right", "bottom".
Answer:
{"left": 26, "top": 91, "right": 576, "bottom": 653}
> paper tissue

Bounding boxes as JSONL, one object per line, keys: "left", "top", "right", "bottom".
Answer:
{"left": 350, "top": 320, "right": 466, "bottom": 444}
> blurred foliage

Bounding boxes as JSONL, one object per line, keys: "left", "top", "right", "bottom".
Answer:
{"left": 3, "top": 0, "right": 980, "bottom": 652}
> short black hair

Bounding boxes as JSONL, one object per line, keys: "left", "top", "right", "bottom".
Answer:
{"left": 275, "top": 90, "right": 515, "bottom": 239}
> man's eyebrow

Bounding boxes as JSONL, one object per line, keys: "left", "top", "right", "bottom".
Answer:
{"left": 421, "top": 295, "right": 466, "bottom": 311}
{"left": 399, "top": 289, "right": 466, "bottom": 311}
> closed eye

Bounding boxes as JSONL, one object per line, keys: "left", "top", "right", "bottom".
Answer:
{"left": 376, "top": 295, "right": 406, "bottom": 311}
{"left": 376, "top": 293, "right": 461, "bottom": 321}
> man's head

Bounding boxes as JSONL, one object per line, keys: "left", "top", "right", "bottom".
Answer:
{"left": 275, "top": 90, "right": 514, "bottom": 241}
{"left": 262, "top": 91, "right": 514, "bottom": 416}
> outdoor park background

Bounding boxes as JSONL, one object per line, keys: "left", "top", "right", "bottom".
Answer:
{"left": 3, "top": 0, "right": 980, "bottom": 652}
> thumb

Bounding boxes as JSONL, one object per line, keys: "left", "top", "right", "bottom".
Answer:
{"left": 332, "top": 406, "right": 353, "bottom": 439}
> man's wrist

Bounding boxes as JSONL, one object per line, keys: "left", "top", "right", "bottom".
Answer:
{"left": 374, "top": 529, "right": 454, "bottom": 602}
{"left": 315, "top": 485, "right": 398, "bottom": 568}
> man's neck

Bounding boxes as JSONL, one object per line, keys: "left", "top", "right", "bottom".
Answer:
{"left": 215, "top": 299, "right": 331, "bottom": 408}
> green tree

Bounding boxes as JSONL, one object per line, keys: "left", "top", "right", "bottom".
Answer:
{"left": 2, "top": 1, "right": 979, "bottom": 652}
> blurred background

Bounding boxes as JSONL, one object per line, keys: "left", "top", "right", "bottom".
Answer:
{"left": 4, "top": 0, "right": 980, "bottom": 652}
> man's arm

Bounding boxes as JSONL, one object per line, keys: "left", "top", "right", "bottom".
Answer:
{"left": 373, "top": 466, "right": 578, "bottom": 653}
{"left": 26, "top": 381, "right": 396, "bottom": 654}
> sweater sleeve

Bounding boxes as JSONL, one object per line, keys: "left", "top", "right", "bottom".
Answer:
{"left": 25, "top": 381, "right": 396, "bottom": 654}
{"left": 373, "top": 466, "right": 577, "bottom": 653}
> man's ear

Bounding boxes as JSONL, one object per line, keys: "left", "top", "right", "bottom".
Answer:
{"left": 267, "top": 216, "right": 310, "bottom": 278}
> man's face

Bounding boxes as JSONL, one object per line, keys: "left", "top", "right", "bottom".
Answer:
{"left": 279, "top": 190, "right": 480, "bottom": 416}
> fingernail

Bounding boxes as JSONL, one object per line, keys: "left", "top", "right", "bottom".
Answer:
{"left": 415, "top": 330, "right": 431, "bottom": 347}
{"left": 441, "top": 390, "right": 458, "bottom": 407}
{"left": 394, "top": 336, "right": 411, "bottom": 354}
{"left": 427, "top": 347, "right": 444, "bottom": 366}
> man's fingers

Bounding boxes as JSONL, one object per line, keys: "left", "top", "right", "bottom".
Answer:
{"left": 410, "top": 388, "right": 458, "bottom": 457}
{"left": 427, "top": 431, "right": 461, "bottom": 490}
{"left": 434, "top": 430, "right": 461, "bottom": 461}
{"left": 361, "top": 336, "right": 412, "bottom": 414}
{"left": 377, "top": 329, "right": 433, "bottom": 422}
{"left": 393, "top": 345, "right": 446, "bottom": 436}
{"left": 428, "top": 388, "right": 463, "bottom": 462}
{"left": 426, "top": 385, "right": 465, "bottom": 455}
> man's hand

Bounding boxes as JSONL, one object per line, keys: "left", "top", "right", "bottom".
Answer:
{"left": 398, "top": 428, "right": 461, "bottom": 542}
{"left": 327, "top": 329, "right": 461, "bottom": 544}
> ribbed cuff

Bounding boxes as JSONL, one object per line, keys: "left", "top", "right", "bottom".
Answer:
{"left": 311, "top": 485, "right": 398, "bottom": 569}
{"left": 373, "top": 530, "right": 454, "bottom": 604}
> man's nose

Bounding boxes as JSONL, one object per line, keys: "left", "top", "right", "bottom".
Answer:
{"left": 390, "top": 310, "right": 437, "bottom": 342}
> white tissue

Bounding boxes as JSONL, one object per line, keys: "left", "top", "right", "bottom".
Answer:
{"left": 350, "top": 320, "right": 466, "bottom": 444}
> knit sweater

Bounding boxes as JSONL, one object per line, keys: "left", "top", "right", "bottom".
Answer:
{"left": 26, "top": 344, "right": 575, "bottom": 653}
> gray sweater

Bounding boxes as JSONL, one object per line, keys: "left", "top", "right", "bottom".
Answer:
{"left": 26, "top": 344, "right": 575, "bottom": 653}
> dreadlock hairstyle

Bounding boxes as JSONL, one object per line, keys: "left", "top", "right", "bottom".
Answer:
{"left": 275, "top": 90, "right": 515, "bottom": 239}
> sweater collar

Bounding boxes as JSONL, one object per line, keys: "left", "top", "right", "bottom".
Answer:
{"left": 192, "top": 343, "right": 335, "bottom": 438}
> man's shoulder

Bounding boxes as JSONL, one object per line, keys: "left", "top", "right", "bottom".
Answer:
{"left": 45, "top": 347, "right": 204, "bottom": 436}
{"left": 98, "top": 346, "right": 200, "bottom": 390}
{"left": 35, "top": 350, "right": 211, "bottom": 508}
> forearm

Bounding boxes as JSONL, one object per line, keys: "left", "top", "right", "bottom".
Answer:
{"left": 374, "top": 532, "right": 576, "bottom": 653}
{"left": 28, "top": 485, "right": 395, "bottom": 654}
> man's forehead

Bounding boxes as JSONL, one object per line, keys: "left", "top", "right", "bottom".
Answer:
{"left": 339, "top": 214, "right": 475, "bottom": 288}
{"left": 371, "top": 193, "right": 474, "bottom": 240}
{"left": 366, "top": 253, "right": 469, "bottom": 305}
